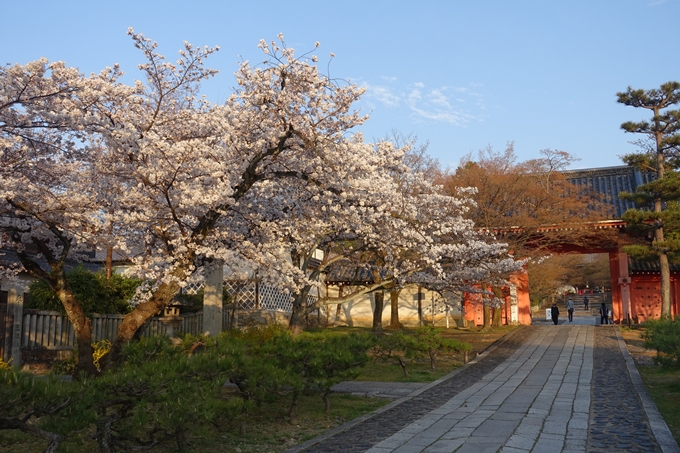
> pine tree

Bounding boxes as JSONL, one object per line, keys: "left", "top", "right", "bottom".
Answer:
{"left": 617, "top": 82, "right": 680, "bottom": 318}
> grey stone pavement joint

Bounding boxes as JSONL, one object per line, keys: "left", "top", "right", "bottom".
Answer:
{"left": 286, "top": 324, "right": 680, "bottom": 453}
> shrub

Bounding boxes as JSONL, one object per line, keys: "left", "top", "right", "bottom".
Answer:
{"left": 51, "top": 353, "right": 78, "bottom": 376}
{"left": 372, "top": 327, "right": 471, "bottom": 371}
{"left": 25, "top": 266, "right": 142, "bottom": 315}
{"left": 404, "top": 326, "right": 471, "bottom": 370}
{"left": 286, "top": 332, "right": 375, "bottom": 413}
{"left": 642, "top": 318, "right": 680, "bottom": 368}
{"left": 122, "top": 335, "right": 181, "bottom": 366}
{"left": 228, "top": 323, "right": 290, "bottom": 345}
{"left": 69, "top": 335, "right": 244, "bottom": 451}
{"left": 2, "top": 327, "right": 382, "bottom": 452}
{"left": 0, "top": 368, "right": 78, "bottom": 451}
{"left": 371, "top": 333, "right": 405, "bottom": 359}
{"left": 50, "top": 340, "right": 114, "bottom": 375}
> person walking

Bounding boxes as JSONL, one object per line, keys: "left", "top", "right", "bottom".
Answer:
{"left": 599, "top": 302, "right": 609, "bottom": 325}
{"left": 583, "top": 296, "right": 589, "bottom": 310}
{"left": 551, "top": 302, "right": 560, "bottom": 325}
{"left": 566, "top": 298, "right": 575, "bottom": 322}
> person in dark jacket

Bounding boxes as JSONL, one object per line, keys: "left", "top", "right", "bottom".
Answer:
{"left": 583, "top": 296, "right": 589, "bottom": 310}
{"left": 551, "top": 303, "right": 560, "bottom": 325}
{"left": 599, "top": 302, "right": 609, "bottom": 325}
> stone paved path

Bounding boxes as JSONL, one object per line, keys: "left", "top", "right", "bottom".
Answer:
{"left": 287, "top": 325, "right": 680, "bottom": 453}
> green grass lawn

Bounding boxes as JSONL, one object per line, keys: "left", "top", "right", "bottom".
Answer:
{"left": 638, "top": 365, "right": 680, "bottom": 445}
{"left": 357, "top": 355, "right": 462, "bottom": 382}
{"left": 620, "top": 325, "right": 680, "bottom": 446}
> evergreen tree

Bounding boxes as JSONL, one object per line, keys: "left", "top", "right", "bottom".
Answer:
{"left": 617, "top": 82, "right": 680, "bottom": 318}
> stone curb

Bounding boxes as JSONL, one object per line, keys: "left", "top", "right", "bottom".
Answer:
{"left": 283, "top": 326, "right": 526, "bottom": 453}
{"left": 615, "top": 326, "right": 680, "bottom": 453}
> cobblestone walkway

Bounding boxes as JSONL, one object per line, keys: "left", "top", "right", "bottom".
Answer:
{"left": 287, "top": 325, "right": 680, "bottom": 453}
{"left": 589, "top": 327, "right": 662, "bottom": 452}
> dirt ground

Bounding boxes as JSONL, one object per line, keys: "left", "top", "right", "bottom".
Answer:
{"left": 440, "top": 327, "right": 513, "bottom": 357}
{"left": 620, "top": 327, "right": 656, "bottom": 367}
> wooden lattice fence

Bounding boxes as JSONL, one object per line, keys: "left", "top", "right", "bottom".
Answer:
{"left": 16, "top": 280, "right": 322, "bottom": 354}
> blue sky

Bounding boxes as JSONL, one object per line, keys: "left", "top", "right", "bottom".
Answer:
{"left": 3, "top": 0, "right": 679, "bottom": 170}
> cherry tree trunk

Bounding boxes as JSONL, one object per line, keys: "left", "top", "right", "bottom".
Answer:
{"left": 372, "top": 291, "right": 385, "bottom": 332}
{"left": 56, "top": 288, "right": 97, "bottom": 377}
{"left": 289, "top": 288, "right": 312, "bottom": 334}
{"left": 390, "top": 288, "right": 402, "bottom": 329}
{"left": 104, "top": 280, "right": 181, "bottom": 367}
{"left": 483, "top": 305, "right": 491, "bottom": 330}
{"left": 492, "top": 306, "right": 502, "bottom": 327}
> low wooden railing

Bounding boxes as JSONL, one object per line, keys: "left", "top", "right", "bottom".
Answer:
{"left": 20, "top": 309, "right": 219, "bottom": 350}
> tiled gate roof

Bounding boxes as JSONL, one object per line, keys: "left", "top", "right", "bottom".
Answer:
{"left": 562, "top": 165, "right": 655, "bottom": 219}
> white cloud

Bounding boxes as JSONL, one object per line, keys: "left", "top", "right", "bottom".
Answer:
{"left": 405, "top": 83, "right": 483, "bottom": 126}
{"left": 409, "top": 106, "right": 476, "bottom": 126}
{"left": 407, "top": 87, "right": 422, "bottom": 103}
{"left": 363, "top": 83, "right": 401, "bottom": 108}
{"left": 362, "top": 78, "right": 488, "bottom": 127}
{"left": 428, "top": 89, "right": 451, "bottom": 109}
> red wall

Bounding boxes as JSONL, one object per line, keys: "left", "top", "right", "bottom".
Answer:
{"left": 463, "top": 271, "right": 532, "bottom": 326}
{"left": 628, "top": 274, "right": 680, "bottom": 322}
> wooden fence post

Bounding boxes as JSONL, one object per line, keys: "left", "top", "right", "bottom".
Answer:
{"left": 8, "top": 288, "right": 24, "bottom": 368}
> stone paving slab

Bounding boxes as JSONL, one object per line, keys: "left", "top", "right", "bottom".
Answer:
{"left": 285, "top": 325, "right": 680, "bottom": 453}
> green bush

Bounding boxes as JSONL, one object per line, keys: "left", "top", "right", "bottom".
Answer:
{"left": 217, "top": 327, "right": 375, "bottom": 417}
{"left": 281, "top": 332, "right": 375, "bottom": 414}
{"left": 25, "top": 266, "right": 142, "bottom": 315}
{"left": 402, "top": 326, "right": 471, "bottom": 370}
{"left": 371, "top": 333, "right": 405, "bottom": 358}
{"left": 372, "top": 327, "right": 471, "bottom": 371}
{"left": 0, "top": 368, "right": 79, "bottom": 451}
{"left": 50, "top": 340, "right": 114, "bottom": 375}
{"left": 642, "top": 318, "right": 680, "bottom": 368}
{"left": 3, "top": 329, "right": 378, "bottom": 451}
{"left": 50, "top": 354, "right": 77, "bottom": 376}
{"left": 228, "top": 323, "right": 290, "bottom": 345}
{"left": 61, "top": 335, "right": 245, "bottom": 451}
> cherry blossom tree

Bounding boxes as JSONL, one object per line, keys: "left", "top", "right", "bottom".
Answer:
{"left": 0, "top": 58, "right": 126, "bottom": 375}
{"left": 90, "top": 32, "right": 386, "bottom": 364}
{"left": 2, "top": 31, "right": 522, "bottom": 374}
{"left": 253, "top": 144, "right": 523, "bottom": 332}
{"left": 3, "top": 32, "right": 375, "bottom": 370}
